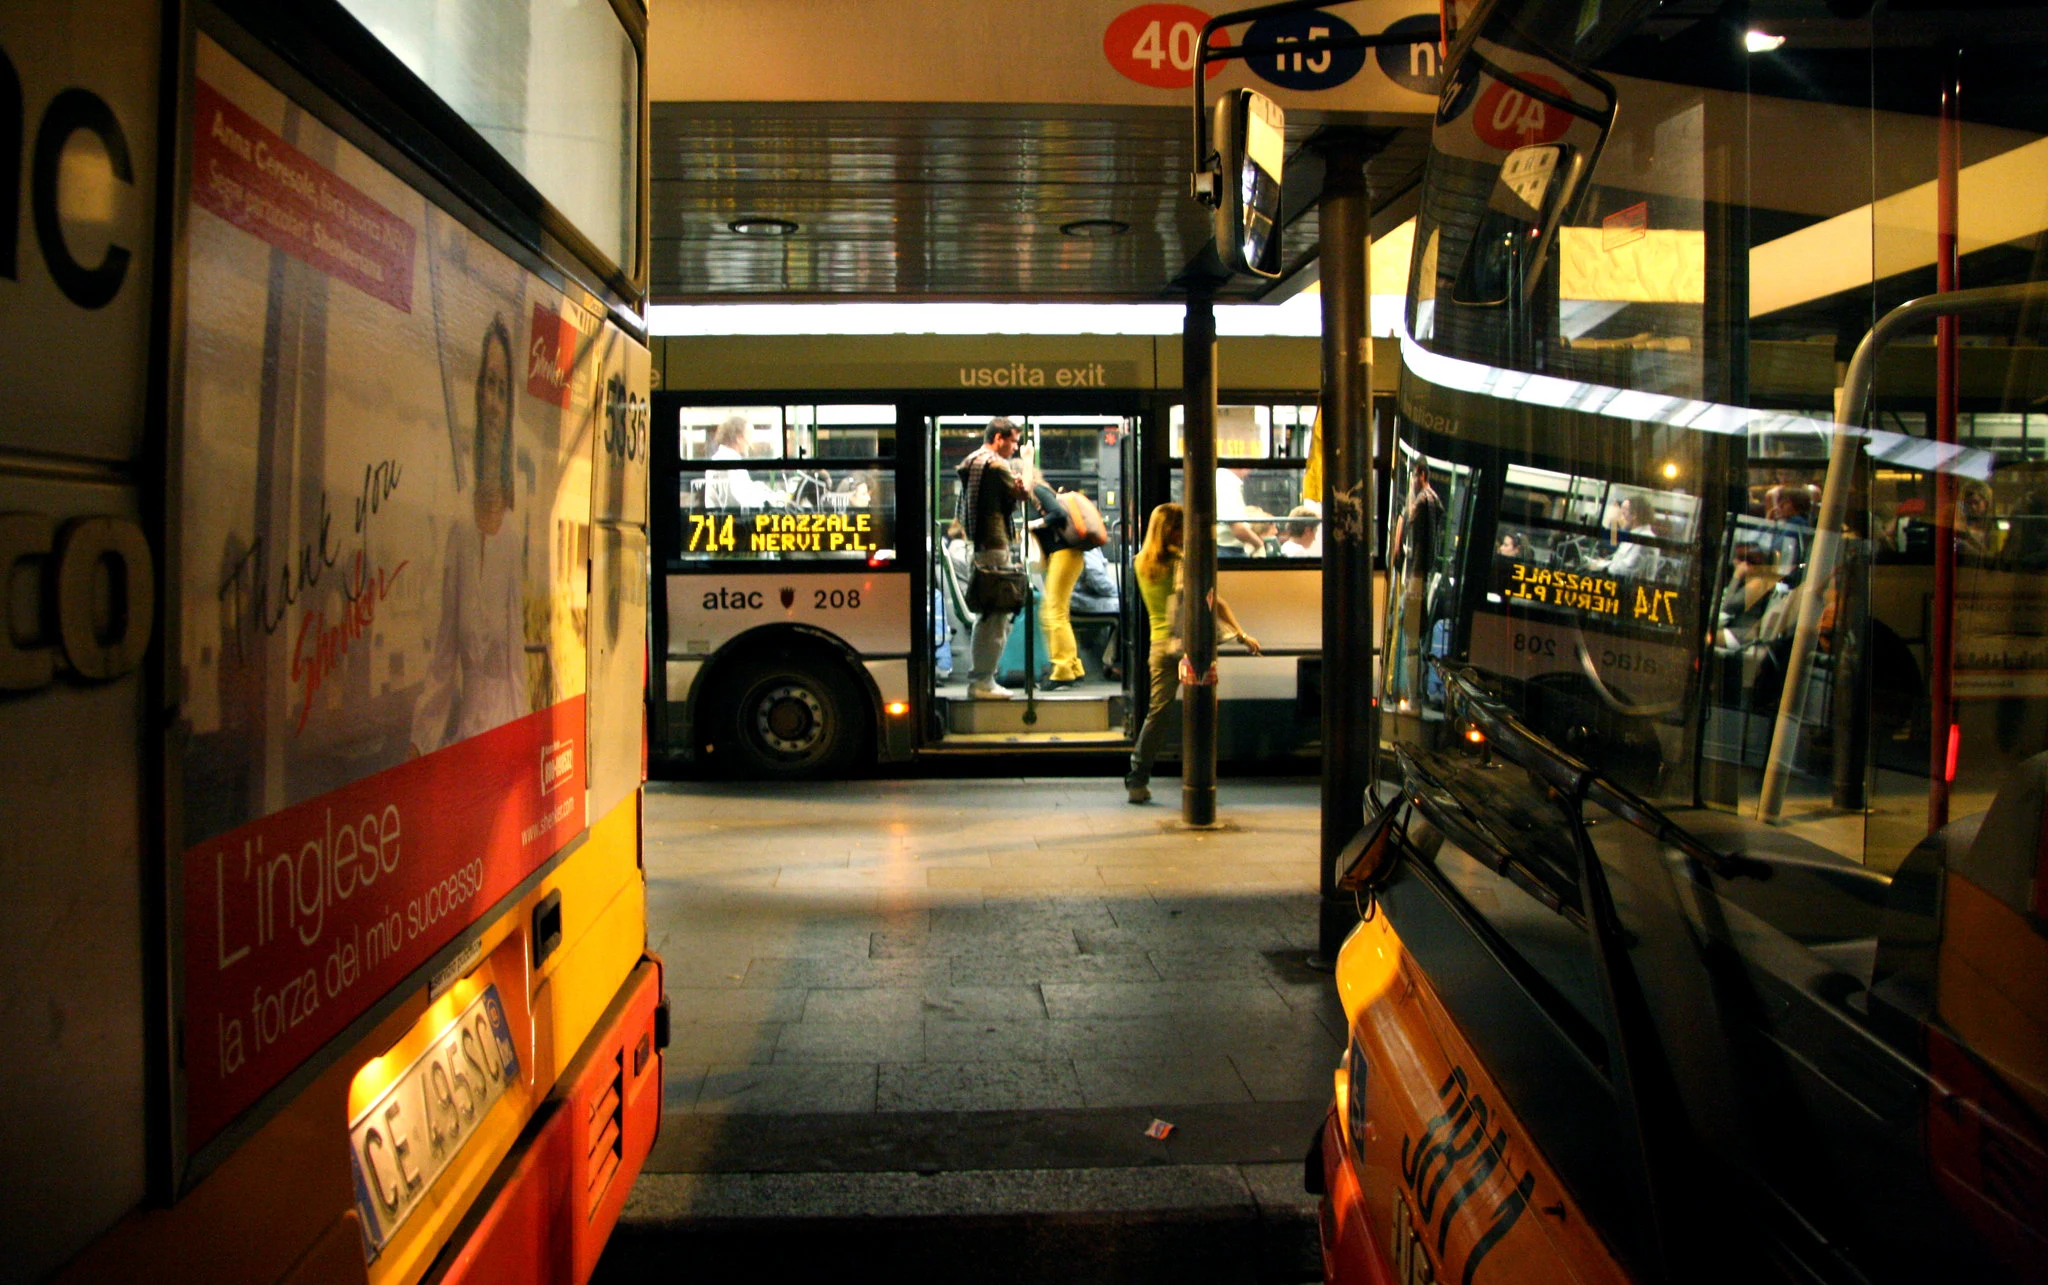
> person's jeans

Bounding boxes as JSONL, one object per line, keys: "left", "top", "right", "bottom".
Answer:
{"left": 1041, "top": 548, "right": 1085, "bottom": 681}
{"left": 968, "top": 548, "right": 1016, "bottom": 685}
{"left": 1126, "top": 640, "right": 1180, "bottom": 786}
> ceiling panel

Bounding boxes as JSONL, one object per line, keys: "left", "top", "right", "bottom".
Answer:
{"left": 650, "top": 103, "right": 1428, "bottom": 302}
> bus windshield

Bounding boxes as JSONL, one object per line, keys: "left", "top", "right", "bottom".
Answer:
{"left": 1383, "top": 1, "right": 2048, "bottom": 1279}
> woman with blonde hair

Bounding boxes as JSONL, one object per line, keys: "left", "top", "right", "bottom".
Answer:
{"left": 1125, "top": 502, "right": 1260, "bottom": 803}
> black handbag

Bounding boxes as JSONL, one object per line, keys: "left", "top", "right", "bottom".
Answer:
{"left": 966, "top": 566, "right": 1028, "bottom": 614}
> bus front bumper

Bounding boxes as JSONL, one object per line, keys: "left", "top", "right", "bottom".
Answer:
{"left": 433, "top": 953, "right": 665, "bottom": 1285}
{"left": 1317, "top": 1106, "right": 1398, "bottom": 1285}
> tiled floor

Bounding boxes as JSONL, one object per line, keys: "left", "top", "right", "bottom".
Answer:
{"left": 643, "top": 775, "right": 1344, "bottom": 1119}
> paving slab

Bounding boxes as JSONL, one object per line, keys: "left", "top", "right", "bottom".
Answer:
{"left": 615, "top": 775, "right": 1339, "bottom": 1283}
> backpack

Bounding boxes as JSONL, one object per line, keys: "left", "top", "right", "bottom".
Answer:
{"left": 1058, "top": 490, "right": 1110, "bottom": 549}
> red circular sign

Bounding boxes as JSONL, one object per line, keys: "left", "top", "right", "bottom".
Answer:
{"left": 1471, "top": 73, "right": 1571, "bottom": 150}
{"left": 1104, "top": 4, "right": 1229, "bottom": 90}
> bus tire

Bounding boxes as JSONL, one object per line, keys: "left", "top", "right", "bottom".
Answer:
{"left": 721, "top": 656, "right": 869, "bottom": 779}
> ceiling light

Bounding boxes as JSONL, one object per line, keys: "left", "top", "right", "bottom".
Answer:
{"left": 1744, "top": 30, "right": 1785, "bottom": 53}
{"left": 728, "top": 217, "right": 798, "bottom": 237}
{"left": 1059, "top": 218, "right": 1129, "bottom": 239}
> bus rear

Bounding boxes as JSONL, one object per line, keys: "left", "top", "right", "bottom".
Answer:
{"left": 1318, "top": 1, "right": 2048, "bottom": 1281}
{"left": 4, "top": 2, "right": 661, "bottom": 1282}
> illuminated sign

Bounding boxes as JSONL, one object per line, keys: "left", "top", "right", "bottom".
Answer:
{"left": 1500, "top": 559, "right": 1680, "bottom": 629}
{"left": 686, "top": 509, "right": 884, "bottom": 556}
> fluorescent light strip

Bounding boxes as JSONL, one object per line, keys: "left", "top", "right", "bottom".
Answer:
{"left": 1398, "top": 326, "right": 1994, "bottom": 480}
{"left": 646, "top": 293, "right": 1410, "bottom": 338}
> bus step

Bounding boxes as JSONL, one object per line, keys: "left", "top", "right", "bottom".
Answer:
{"left": 943, "top": 695, "right": 1123, "bottom": 735}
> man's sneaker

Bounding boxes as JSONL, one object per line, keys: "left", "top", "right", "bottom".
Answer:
{"left": 968, "top": 679, "right": 1013, "bottom": 700}
{"left": 1126, "top": 782, "right": 1151, "bottom": 804}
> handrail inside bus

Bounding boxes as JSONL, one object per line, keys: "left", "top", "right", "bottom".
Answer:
{"left": 1756, "top": 279, "right": 2048, "bottom": 822}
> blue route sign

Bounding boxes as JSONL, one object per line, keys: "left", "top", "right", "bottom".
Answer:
{"left": 1244, "top": 9, "right": 1366, "bottom": 92}
{"left": 1374, "top": 14, "right": 1444, "bottom": 95}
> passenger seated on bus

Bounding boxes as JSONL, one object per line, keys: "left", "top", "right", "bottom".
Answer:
{"left": 1957, "top": 479, "right": 1997, "bottom": 559}
{"left": 937, "top": 522, "right": 976, "bottom": 682}
{"left": 1748, "top": 569, "right": 1921, "bottom": 746}
{"left": 1717, "top": 542, "right": 1793, "bottom": 649}
{"left": 707, "top": 414, "right": 769, "bottom": 508}
{"left": 1280, "top": 507, "right": 1322, "bottom": 557}
{"left": 1070, "top": 546, "right": 1122, "bottom": 680}
{"left": 1762, "top": 483, "right": 1814, "bottom": 585}
{"left": 1593, "top": 495, "right": 1659, "bottom": 578}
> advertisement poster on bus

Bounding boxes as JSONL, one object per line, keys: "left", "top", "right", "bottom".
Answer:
{"left": 174, "top": 37, "right": 627, "bottom": 1151}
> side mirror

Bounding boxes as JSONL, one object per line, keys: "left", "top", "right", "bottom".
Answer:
{"left": 1212, "top": 88, "right": 1285, "bottom": 279}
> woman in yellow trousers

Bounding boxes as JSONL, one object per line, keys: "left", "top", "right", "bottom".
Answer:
{"left": 1029, "top": 481, "right": 1092, "bottom": 688}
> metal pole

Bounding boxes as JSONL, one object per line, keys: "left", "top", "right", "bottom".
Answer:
{"left": 1182, "top": 290, "right": 1219, "bottom": 826}
{"left": 1314, "top": 134, "right": 1372, "bottom": 965}
{"left": 1929, "top": 50, "right": 1961, "bottom": 832}
{"left": 1755, "top": 274, "right": 2048, "bottom": 820}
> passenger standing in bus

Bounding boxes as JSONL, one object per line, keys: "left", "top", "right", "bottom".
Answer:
{"left": 1216, "top": 465, "right": 1265, "bottom": 555}
{"left": 1125, "top": 502, "right": 1260, "bottom": 803}
{"left": 959, "top": 419, "right": 1028, "bottom": 699}
{"left": 414, "top": 316, "right": 529, "bottom": 754}
{"left": 1029, "top": 482, "right": 1110, "bottom": 690}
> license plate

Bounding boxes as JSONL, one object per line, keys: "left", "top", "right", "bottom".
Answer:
{"left": 1389, "top": 1193, "right": 1437, "bottom": 1285}
{"left": 349, "top": 985, "right": 522, "bottom": 1254}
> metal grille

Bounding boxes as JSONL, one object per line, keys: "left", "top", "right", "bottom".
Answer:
{"left": 650, "top": 104, "right": 1427, "bottom": 302}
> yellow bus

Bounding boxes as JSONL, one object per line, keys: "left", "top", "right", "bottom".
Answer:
{"left": 4, "top": 2, "right": 661, "bottom": 1282}
{"left": 1315, "top": 1, "right": 2048, "bottom": 1280}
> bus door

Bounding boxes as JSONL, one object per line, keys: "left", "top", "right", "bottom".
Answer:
{"left": 929, "top": 411, "right": 1133, "bottom": 745}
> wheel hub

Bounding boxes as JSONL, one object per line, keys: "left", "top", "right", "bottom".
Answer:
{"left": 754, "top": 684, "right": 825, "bottom": 753}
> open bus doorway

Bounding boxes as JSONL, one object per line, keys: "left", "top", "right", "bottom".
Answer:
{"left": 929, "top": 410, "right": 1138, "bottom": 746}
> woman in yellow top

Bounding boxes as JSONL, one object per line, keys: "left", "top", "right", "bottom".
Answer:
{"left": 1125, "top": 502, "right": 1261, "bottom": 804}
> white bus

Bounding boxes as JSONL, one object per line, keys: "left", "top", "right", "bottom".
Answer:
{"left": 648, "top": 332, "right": 1396, "bottom": 776}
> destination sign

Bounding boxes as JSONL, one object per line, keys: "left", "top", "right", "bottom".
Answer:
{"left": 685, "top": 508, "right": 886, "bottom": 557}
{"left": 1500, "top": 559, "right": 1681, "bottom": 630}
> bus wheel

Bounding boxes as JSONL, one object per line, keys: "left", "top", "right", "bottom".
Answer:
{"left": 725, "top": 658, "right": 867, "bottom": 778}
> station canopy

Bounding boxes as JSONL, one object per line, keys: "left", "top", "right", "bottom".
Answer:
{"left": 647, "top": 0, "right": 1442, "bottom": 302}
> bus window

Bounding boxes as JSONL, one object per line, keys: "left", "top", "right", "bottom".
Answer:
{"left": 673, "top": 403, "right": 899, "bottom": 563}
{"left": 1167, "top": 401, "right": 1319, "bottom": 560}
{"left": 1327, "top": 3, "right": 2048, "bottom": 1282}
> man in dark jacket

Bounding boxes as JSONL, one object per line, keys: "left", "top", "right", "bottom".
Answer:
{"left": 957, "top": 419, "right": 1027, "bottom": 698}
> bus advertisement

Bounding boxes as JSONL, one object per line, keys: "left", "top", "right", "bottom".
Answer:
{"left": 4, "top": 3, "right": 661, "bottom": 1283}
